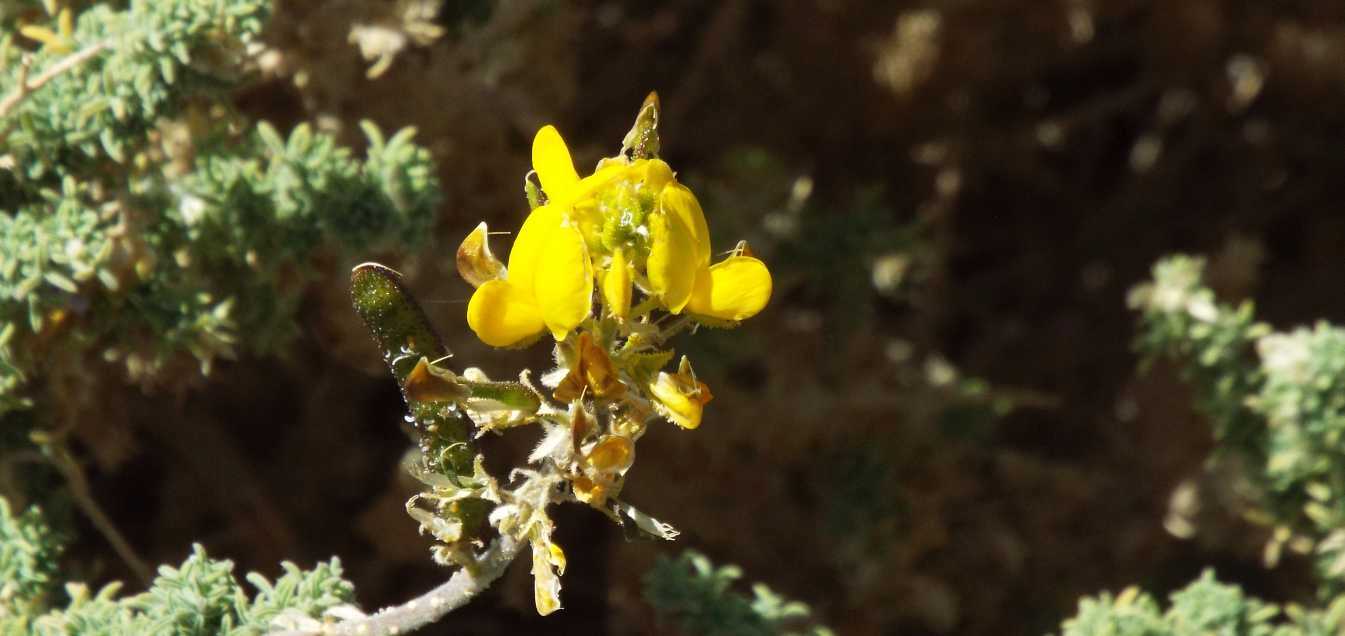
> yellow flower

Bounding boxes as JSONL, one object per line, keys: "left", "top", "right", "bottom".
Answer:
{"left": 467, "top": 126, "right": 630, "bottom": 348}
{"left": 648, "top": 356, "right": 714, "bottom": 429}
{"left": 647, "top": 186, "right": 773, "bottom": 321}
{"left": 466, "top": 121, "right": 772, "bottom": 347}
{"left": 466, "top": 203, "right": 592, "bottom": 347}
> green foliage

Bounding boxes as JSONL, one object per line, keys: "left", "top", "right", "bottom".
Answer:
{"left": 1066, "top": 254, "right": 1345, "bottom": 636}
{"left": 1059, "top": 570, "right": 1344, "bottom": 636}
{"left": 0, "top": 498, "right": 62, "bottom": 623}
{"left": 643, "top": 550, "right": 833, "bottom": 636}
{"left": 1129, "top": 255, "right": 1345, "bottom": 584}
{"left": 2, "top": 0, "right": 271, "bottom": 179}
{"left": 1129, "top": 255, "right": 1268, "bottom": 453}
{"left": 238, "top": 559, "right": 356, "bottom": 631}
{"left": 125, "top": 544, "right": 246, "bottom": 634}
{"left": 0, "top": 499, "right": 355, "bottom": 634}
{"left": 0, "top": 0, "right": 434, "bottom": 619}
{"left": 0, "top": 1, "right": 442, "bottom": 414}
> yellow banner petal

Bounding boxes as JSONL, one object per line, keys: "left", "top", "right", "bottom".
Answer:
{"left": 532, "top": 125, "right": 580, "bottom": 204}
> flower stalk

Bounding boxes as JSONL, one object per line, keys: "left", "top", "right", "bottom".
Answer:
{"left": 336, "top": 94, "right": 771, "bottom": 632}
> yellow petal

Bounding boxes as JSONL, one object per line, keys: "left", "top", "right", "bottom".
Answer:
{"left": 639, "top": 159, "right": 676, "bottom": 195}
{"left": 533, "top": 222, "right": 593, "bottom": 341}
{"left": 573, "top": 163, "right": 630, "bottom": 202}
{"left": 532, "top": 125, "right": 580, "bottom": 204}
{"left": 507, "top": 204, "right": 564, "bottom": 295}
{"left": 466, "top": 280, "right": 545, "bottom": 347}
{"left": 646, "top": 209, "right": 698, "bottom": 314}
{"left": 659, "top": 184, "right": 710, "bottom": 267}
{"left": 602, "top": 248, "right": 632, "bottom": 319}
{"left": 687, "top": 256, "right": 772, "bottom": 321}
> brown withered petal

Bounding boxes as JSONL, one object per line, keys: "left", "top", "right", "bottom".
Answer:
{"left": 572, "top": 475, "right": 607, "bottom": 506}
{"left": 569, "top": 403, "right": 591, "bottom": 455}
{"left": 732, "top": 239, "right": 755, "bottom": 259}
{"left": 553, "top": 333, "right": 626, "bottom": 403}
{"left": 584, "top": 435, "right": 634, "bottom": 474}
{"left": 456, "top": 221, "right": 506, "bottom": 288}
{"left": 403, "top": 357, "right": 468, "bottom": 404}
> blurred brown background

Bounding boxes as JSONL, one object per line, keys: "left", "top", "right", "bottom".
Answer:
{"left": 63, "top": 1, "right": 1345, "bottom": 634}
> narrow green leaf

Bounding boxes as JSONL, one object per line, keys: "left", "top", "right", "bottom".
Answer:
{"left": 351, "top": 263, "right": 494, "bottom": 541}
{"left": 350, "top": 264, "right": 488, "bottom": 523}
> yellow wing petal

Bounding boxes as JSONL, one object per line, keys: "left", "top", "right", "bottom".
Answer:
{"left": 687, "top": 256, "right": 772, "bottom": 321}
{"left": 659, "top": 184, "right": 711, "bottom": 267}
{"left": 507, "top": 204, "right": 564, "bottom": 295}
{"left": 646, "top": 208, "right": 699, "bottom": 314}
{"left": 467, "top": 279, "right": 546, "bottom": 347}
{"left": 533, "top": 223, "right": 593, "bottom": 341}
{"left": 532, "top": 125, "right": 580, "bottom": 204}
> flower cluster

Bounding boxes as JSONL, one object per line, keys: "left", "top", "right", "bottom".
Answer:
{"left": 441, "top": 93, "right": 771, "bottom": 614}
{"left": 460, "top": 100, "right": 771, "bottom": 349}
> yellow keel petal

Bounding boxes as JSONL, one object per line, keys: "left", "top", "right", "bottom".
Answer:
{"left": 659, "top": 184, "right": 711, "bottom": 267}
{"left": 687, "top": 256, "right": 772, "bottom": 321}
{"left": 647, "top": 210, "right": 699, "bottom": 314}
{"left": 532, "top": 125, "right": 580, "bottom": 204}
{"left": 602, "top": 249, "right": 632, "bottom": 319}
{"left": 467, "top": 280, "right": 545, "bottom": 347}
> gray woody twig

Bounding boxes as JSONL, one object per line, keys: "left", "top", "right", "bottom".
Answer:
{"left": 272, "top": 533, "right": 523, "bottom": 636}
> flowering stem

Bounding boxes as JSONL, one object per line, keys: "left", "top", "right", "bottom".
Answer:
{"left": 0, "top": 41, "right": 109, "bottom": 120}
{"left": 653, "top": 315, "right": 695, "bottom": 345}
{"left": 629, "top": 297, "right": 661, "bottom": 320}
{"left": 10, "top": 441, "right": 152, "bottom": 586}
{"left": 278, "top": 533, "right": 523, "bottom": 636}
